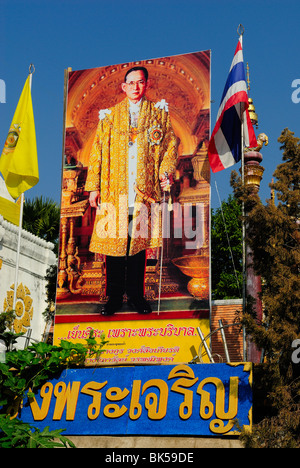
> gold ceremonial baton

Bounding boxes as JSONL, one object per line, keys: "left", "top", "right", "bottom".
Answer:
{"left": 134, "top": 177, "right": 172, "bottom": 315}
{"left": 133, "top": 183, "right": 158, "bottom": 204}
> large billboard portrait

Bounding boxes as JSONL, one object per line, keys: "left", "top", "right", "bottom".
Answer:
{"left": 54, "top": 51, "right": 211, "bottom": 365}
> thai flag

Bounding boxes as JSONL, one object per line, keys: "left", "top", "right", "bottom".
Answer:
{"left": 208, "top": 36, "right": 257, "bottom": 173}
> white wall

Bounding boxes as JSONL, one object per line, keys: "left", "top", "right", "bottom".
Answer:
{"left": 0, "top": 214, "right": 57, "bottom": 346}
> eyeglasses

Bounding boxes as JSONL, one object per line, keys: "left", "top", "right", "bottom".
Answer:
{"left": 125, "top": 80, "right": 146, "bottom": 89}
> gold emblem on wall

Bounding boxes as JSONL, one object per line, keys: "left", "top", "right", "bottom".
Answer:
{"left": 3, "top": 283, "right": 34, "bottom": 334}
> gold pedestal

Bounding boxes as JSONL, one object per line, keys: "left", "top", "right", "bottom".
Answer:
{"left": 172, "top": 255, "right": 209, "bottom": 300}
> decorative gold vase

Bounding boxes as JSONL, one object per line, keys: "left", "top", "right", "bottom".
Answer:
{"left": 172, "top": 255, "right": 209, "bottom": 300}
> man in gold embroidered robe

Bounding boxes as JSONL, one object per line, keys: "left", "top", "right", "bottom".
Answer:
{"left": 85, "top": 66, "right": 178, "bottom": 315}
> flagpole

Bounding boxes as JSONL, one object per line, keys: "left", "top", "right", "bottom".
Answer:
{"left": 242, "top": 113, "right": 247, "bottom": 362}
{"left": 12, "top": 66, "right": 34, "bottom": 312}
{"left": 237, "top": 25, "right": 247, "bottom": 361}
{"left": 13, "top": 193, "right": 24, "bottom": 310}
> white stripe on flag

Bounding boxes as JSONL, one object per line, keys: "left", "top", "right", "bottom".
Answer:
{"left": 214, "top": 128, "right": 236, "bottom": 169}
{"left": 230, "top": 49, "right": 244, "bottom": 71}
{"left": 217, "top": 80, "right": 248, "bottom": 120}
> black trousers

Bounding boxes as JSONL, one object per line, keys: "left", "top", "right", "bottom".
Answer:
{"left": 105, "top": 214, "right": 146, "bottom": 299}
{"left": 105, "top": 249, "right": 146, "bottom": 299}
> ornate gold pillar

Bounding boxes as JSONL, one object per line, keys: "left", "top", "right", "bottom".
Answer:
{"left": 172, "top": 142, "right": 210, "bottom": 300}
{"left": 57, "top": 127, "right": 89, "bottom": 298}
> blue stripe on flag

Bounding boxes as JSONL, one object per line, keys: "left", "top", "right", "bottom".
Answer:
{"left": 220, "top": 61, "right": 246, "bottom": 104}
{"left": 220, "top": 105, "right": 242, "bottom": 163}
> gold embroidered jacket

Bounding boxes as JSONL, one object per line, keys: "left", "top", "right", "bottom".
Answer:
{"left": 85, "top": 96, "right": 178, "bottom": 256}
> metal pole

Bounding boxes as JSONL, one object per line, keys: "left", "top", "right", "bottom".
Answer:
{"left": 239, "top": 32, "right": 247, "bottom": 362}
{"left": 12, "top": 189, "right": 24, "bottom": 311}
{"left": 219, "top": 319, "right": 230, "bottom": 363}
{"left": 24, "top": 328, "right": 32, "bottom": 349}
{"left": 236, "top": 28, "right": 247, "bottom": 360}
{"left": 197, "top": 326, "right": 215, "bottom": 363}
{"left": 157, "top": 192, "right": 166, "bottom": 315}
{"left": 242, "top": 124, "right": 247, "bottom": 361}
{"left": 13, "top": 69, "right": 34, "bottom": 311}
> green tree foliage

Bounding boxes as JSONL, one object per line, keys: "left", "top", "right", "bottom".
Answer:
{"left": 0, "top": 419, "right": 76, "bottom": 448}
{"left": 0, "top": 324, "right": 108, "bottom": 448}
{"left": 211, "top": 194, "right": 243, "bottom": 299}
{"left": 235, "top": 129, "right": 300, "bottom": 447}
{"left": 23, "top": 196, "right": 60, "bottom": 254}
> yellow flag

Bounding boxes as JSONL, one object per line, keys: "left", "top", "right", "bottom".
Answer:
{"left": 0, "top": 196, "right": 20, "bottom": 225}
{"left": 0, "top": 75, "right": 39, "bottom": 199}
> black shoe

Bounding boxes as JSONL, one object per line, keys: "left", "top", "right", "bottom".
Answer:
{"left": 100, "top": 296, "right": 123, "bottom": 316}
{"left": 127, "top": 296, "right": 152, "bottom": 314}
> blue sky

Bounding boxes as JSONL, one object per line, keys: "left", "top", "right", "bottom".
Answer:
{"left": 1, "top": 0, "right": 299, "bottom": 209}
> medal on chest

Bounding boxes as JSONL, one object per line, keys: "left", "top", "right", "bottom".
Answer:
{"left": 148, "top": 122, "right": 163, "bottom": 146}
